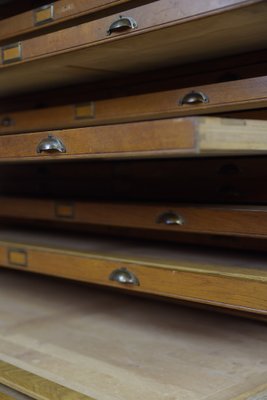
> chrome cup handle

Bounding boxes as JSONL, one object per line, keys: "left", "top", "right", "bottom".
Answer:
{"left": 109, "top": 268, "right": 140, "bottom": 286}
{"left": 107, "top": 16, "right": 138, "bottom": 35}
{"left": 156, "top": 211, "right": 184, "bottom": 226}
{"left": 36, "top": 135, "right": 66, "bottom": 154}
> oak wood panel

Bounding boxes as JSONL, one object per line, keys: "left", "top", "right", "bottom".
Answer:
{"left": 0, "top": 1, "right": 267, "bottom": 97}
{"left": 0, "top": 228, "right": 267, "bottom": 313}
{"left": 0, "top": 382, "right": 39, "bottom": 400}
{"left": 0, "top": 118, "right": 196, "bottom": 162}
{"left": 3, "top": 48, "right": 267, "bottom": 114}
{"left": 1, "top": 76, "right": 267, "bottom": 134}
{"left": 3, "top": 197, "right": 267, "bottom": 238}
{"left": 0, "top": 388, "right": 17, "bottom": 400}
{"left": 1, "top": 117, "right": 267, "bottom": 162}
{"left": 0, "top": 362, "right": 92, "bottom": 400}
{"left": 1, "top": 270, "right": 267, "bottom": 399}
{"left": 0, "top": 0, "right": 248, "bottom": 51}
{"left": 0, "top": 0, "right": 137, "bottom": 44}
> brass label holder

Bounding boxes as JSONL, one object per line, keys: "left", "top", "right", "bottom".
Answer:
{"left": 1, "top": 43, "right": 22, "bottom": 64}
{"left": 74, "top": 102, "right": 95, "bottom": 119}
{"left": 8, "top": 248, "right": 28, "bottom": 267}
{"left": 34, "top": 4, "right": 54, "bottom": 26}
{"left": 55, "top": 202, "right": 74, "bottom": 219}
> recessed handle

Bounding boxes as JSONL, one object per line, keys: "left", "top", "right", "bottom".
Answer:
{"left": 179, "top": 91, "right": 209, "bottom": 105}
{"left": 107, "top": 15, "right": 138, "bottom": 35}
{"left": 36, "top": 135, "right": 66, "bottom": 154}
{"left": 109, "top": 268, "right": 140, "bottom": 286}
{"left": 156, "top": 212, "right": 184, "bottom": 226}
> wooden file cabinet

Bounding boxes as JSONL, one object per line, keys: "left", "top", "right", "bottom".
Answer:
{"left": 0, "top": 1, "right": 267, "bottom": 398}
{"left": 0, "top": 0, "right": 266, "bottom": 316}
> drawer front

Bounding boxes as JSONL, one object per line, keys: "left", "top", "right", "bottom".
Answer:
{"left": 0, "top": 0, "right": 247, "bottom": 61}
{"left": 1, "top": 1, "right": 266, "bottom": 97}
{"left": 0, "top": 243, "right": 266, "bottom": 314}
{"left": 2, "top": 198, "right": 267, "bottom": 238}
{"left": 0, "top": 118, "right": 197, "bottom": 161}
{"left": 1, "top": 116, "right": 267, "bottom": 162}
{"left": 0, "top": 0, "right": 136, "bottom": 44}
{"left": 1, "top": 76, "right": 267, "bottom": 134}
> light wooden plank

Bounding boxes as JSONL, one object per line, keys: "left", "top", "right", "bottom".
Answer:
{"left": 0, "top": 227, "right": 266, "bottom": 313}
{"left": 0, "top": 270, "right": 266, "bottom": 399}
{"left": 0, "top": 362, "right": 93, "bottom": 400}
{"left": 0, "top": 383, "right": 33, "bottom": 399}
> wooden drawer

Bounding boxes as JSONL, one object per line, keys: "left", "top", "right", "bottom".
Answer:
{"left": 0, "top": 271, "right": 267, "bottom": 399}
{"left": 0, "top": 0, "right": 137, "bottom": 44}
{"left": 2, "top": 197, "right": 267, "bottom": 238}
{"left": 1, "top": 75, "right": 267, "bottom": 134}
{"left": 0, "top": 228, "right": 267, "bottom": 315}
{"left": 1, "top": 117, "right": 267, "bottom": 162}
{"left": 0, "top": 1, "right": 267, "bottom": 97}
{"left": 0, "top": 382, "right": 33, "bottom": 400}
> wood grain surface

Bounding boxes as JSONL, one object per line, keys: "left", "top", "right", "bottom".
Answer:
{"left": 0, "top": 0, "right": 136, "bottom": 44}
{"left": 1, "top": 75, "right": 266, "bottom": 134}
{"left": 0, "top": 1, "right": 266, "bottom": 97}
{"left": 0, "top": 117, "right": 267, "bottom": 162}
{"left": 0, "top": 382, "right": 34, "bottom": 399}
{"left": 0, "top": 269, "right": 267, "bottom": 399}
{"left": 0, "top": 362, "right": 93, "bottom": 400}
{"left": 2, "top": 197, "right": 267, "bottom": 238}
{"left": 0, "top": 227, "right": 266, "bottom": 313}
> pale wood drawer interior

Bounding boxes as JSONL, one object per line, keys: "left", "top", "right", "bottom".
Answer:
{"left": 0, "top": 269, "right": 267, "bottom": 399}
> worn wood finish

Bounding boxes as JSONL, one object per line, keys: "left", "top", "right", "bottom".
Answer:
{"left": 0, "top": 270, "right": 267, "bottom": 399}
{"left": 0, "top": 382, "right": 35, "bottom": 400}
{"left": 0, "top": 1, "right": 267, "bottom": 97}
{"left": 0, "top": 0, "right": 138, "bottom": 44}
{"left": 0, "top": 118, "right": 195, "bottom": 161}
{"left": 0, "top": 362, "right": 92, "bottom": 400}
{"left": 2, "top": 197, "right": 267, "bottom": 238}
{"left": 1, "top": 76, "right": 267, "bottom": 134}
{"left": 3, "top": 49, "right": 267, "bottom": 114}
{"left": 0, "top": 389, "right": 16, "bottom": 400}
{"left": 1, "top": 117, "right": 267, "bottom": 162}
{"left": 0, "top": 228, "right": 266, "bottom": 314}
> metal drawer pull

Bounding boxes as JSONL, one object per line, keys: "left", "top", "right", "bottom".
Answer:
{"left": 37, "top": 135, "right": 66, "bottom": 154}
{"left": 156, "top": 212, "right": 184, "bottom": 226}
{"left": 109, "top": 268, "right": 140, "bottom": 286}
{"left": 179, "top": 91, "right": 209, "bottom": 105}
{"left": 107, "top": 16, "right": 138, "bottom": 35}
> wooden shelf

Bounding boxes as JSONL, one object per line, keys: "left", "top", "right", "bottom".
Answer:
{"left": 0, "top": 227, "right": 266, "bottom": 314}
{"left": 0, "top": 269, "right": 267, "bottom": 399}
{"left": 1, "top": 75, "right": 267, "bottom": 134}
{"left": 1, "top": 117, "right": 267, "bottom": 162}
{"left": 2, "top": 197, "right": 267, "bottom": 238}
{"left": 0, "top": 1, "right": 266, "bottom": 97}
{"left": 0, "top": 0, "right": 135, "bottom": 44}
